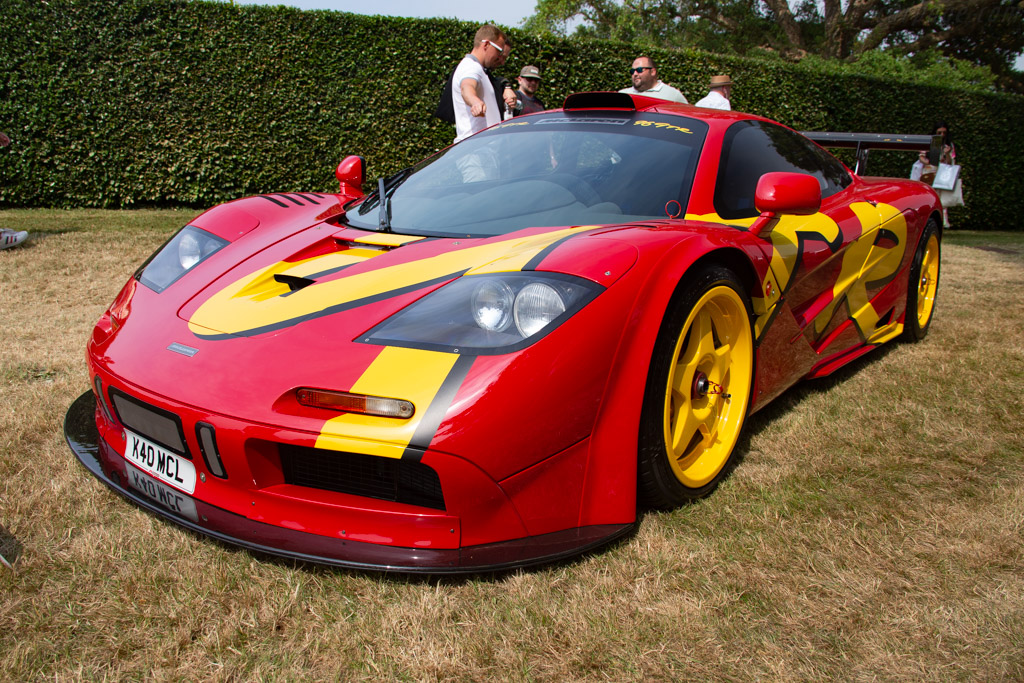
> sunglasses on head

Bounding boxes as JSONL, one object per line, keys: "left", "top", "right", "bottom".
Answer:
{"left": 629, "top": 66, "right": 652, "bottom": 74}
{"left": 483, "top": 39, "right": 505, "bottom": 54}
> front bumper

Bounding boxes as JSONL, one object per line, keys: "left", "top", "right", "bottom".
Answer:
{"left": 65, "top": 392, "right": 632, "bottom": 573}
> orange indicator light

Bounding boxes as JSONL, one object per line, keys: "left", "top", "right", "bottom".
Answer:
{"left": 296, "top": 388, "right": 415, "bottom": 419}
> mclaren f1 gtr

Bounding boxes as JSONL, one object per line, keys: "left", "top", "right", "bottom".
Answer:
{"left": 65, "top": 92, "right": 943, "bottom": 572}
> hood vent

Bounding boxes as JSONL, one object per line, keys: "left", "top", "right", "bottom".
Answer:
{"left": 273, "top": 273, "right": 317, "bottom": 292}
{"left": 258, "top": 193, "right": 327, "bottom": 208}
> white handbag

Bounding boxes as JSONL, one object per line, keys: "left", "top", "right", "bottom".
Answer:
{"left": 939, "top": 179, "right": 964, "bottom": 208}
{"left": 932, "top": 163, "right": 961, "bottom": 191}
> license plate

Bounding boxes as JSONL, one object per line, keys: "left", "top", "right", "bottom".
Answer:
{"left": 126, "top": 465, "right": 199, "bottom": 523}
{"left": 124, "top": 429, "right": 197, "bottom": 494}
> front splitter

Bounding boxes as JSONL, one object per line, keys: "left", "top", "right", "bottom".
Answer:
{"left": 64, "top": 391, "right": 633, "bottom": 574}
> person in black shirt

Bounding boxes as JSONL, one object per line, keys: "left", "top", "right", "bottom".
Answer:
{"left": 511, "top": 65, "right": 545, "bottom": 117}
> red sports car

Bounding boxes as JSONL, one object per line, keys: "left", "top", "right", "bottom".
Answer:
{"left": 65, "top": 93, "right": 942, "bottom": 572}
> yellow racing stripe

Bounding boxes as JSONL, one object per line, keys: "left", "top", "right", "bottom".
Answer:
{"left": 314, "top": 347, "right": 461, "bottom": 458}
{"left": 189, "top": 227, "right": 591, "bottom": 337}
{"left": 232, "top": 250, "right": 390, "bottom": 302}
{"left": 467, "top": 226, "right": 600, "bottom": 274}
{"left": 353, "top": 233, "right": 428, "bottom": 247}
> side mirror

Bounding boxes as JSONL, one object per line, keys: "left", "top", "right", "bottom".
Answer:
{"left": 749, "top": 172, "right": 822, "bottom": 237}
{"left": 335, "top": 155, "right": 365, "bottom": 198}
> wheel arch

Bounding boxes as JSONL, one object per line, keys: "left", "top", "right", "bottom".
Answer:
{"left": 900, "top": 211, "right": 942, "bottom": 342}
{"left": 576, "top": 239, "right": 763, "bottom": 526}
{"left": 929, "top": 209, "right": 944, "bottom": 238}
{"left": 901, "top": 207, "right": 943, "bottom": 305}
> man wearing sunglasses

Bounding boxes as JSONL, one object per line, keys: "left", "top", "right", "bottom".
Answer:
{"left": 451, "top": 25, "right": 517, "bottom": 143}
{"left": 619, "top": 56, "right": 688, "bottom": 104}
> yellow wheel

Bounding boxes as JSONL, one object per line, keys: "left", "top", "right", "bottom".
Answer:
{"left": 902, "top": 219, "right": 941, "bottom": 342}
{"left": 639, "top": 266, "right": 754, "bottom": 508}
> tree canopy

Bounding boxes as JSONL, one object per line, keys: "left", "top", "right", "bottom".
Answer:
{"left": 523, "top": 0, "right": 1024, "bottom": 91}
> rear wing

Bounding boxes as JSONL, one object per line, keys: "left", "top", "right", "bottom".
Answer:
{"left": 800, "top": 132, "right": 942, "bottom": 175}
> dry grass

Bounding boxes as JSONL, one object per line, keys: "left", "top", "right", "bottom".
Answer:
{"left": 1, "top": 210, "right": 1022, "bottom": 680}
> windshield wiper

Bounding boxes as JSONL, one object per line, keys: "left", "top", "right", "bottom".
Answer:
{"left": 353, "top": 167, "right": 412, "bottom": 231}
{"left": 377, "top": 177, "right": 392, "bottom": 233}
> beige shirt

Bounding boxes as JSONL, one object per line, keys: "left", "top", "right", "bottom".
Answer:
{"left": 618, "top": 81, "right": 688, "bottom": 104}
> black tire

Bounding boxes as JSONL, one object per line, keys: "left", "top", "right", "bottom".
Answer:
{"left": 901, "top": 218, "right": 941, "bottom": 342}
{"left": 638, "top": 265, "right": 755, "bottom": 509}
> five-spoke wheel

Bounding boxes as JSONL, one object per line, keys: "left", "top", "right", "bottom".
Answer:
{"left": 639, "top": 265, "right": 754, "bottom": 508}
{"left": 902, "top": 218, "right": 941, "bottom": 342}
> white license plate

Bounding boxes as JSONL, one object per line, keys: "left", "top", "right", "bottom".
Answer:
{"left": 124, "top": 430, "right": 197, "bottom": 494}
{"left": 126, "top": 465, "right": 199, "bottom": 523}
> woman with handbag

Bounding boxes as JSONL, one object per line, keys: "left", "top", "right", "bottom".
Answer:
{"left": 911, "top": 121, "right": 962, "bottom": 227}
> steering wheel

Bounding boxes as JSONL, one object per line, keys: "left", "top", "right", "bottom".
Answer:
{"left": 547, "top": 173, "right": 602, "bottom": 207}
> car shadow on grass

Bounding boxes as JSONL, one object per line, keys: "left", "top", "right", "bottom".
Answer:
{"left": 743, "top": 341, "right": 900, "bottom": 437}
{"left": 630, "top": 341, "right": 902, "bottom": 533}
{"left": 198, "top": 537, "right": 641, "bottom": 586}
{"left": 231, "top": 525, "right": 642, "bottom": 585}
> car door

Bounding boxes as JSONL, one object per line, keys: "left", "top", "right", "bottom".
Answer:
{"left": 713, "top": 120, "right": 902, "bottom": 360}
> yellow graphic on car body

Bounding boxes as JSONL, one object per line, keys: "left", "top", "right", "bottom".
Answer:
{"left": 815, "top": 203, "right": 907, "bottom": 342}
{"left": 231, "top": 249, "right": 390, "bottom": 302}
{"left": 314, "top": 347, "right": 460, "bottom": 458}
{"left": 686, "top": 202, "right": 905, "bottom": 343}
{"left": 352, "top": 233, "right": 428, "bottom": 248}
{"left": 188, "top": 226, "right": 593, "bottom": 338}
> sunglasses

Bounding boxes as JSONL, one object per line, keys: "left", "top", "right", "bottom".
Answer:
{"left": 629, "top": 66, "right": 652, "bottom": 74}
{"left": 483, "top": 39, "right": 506, "bottom": 54}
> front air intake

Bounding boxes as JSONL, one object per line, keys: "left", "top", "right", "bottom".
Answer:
{"left": 196, "top": 423, "right": 227, "bottom": 479}
{"left": 109, "top": 389, "right": 188, "bottom": 456}
{"left": 279, "top": 445, "right": 445, "bottom": 510}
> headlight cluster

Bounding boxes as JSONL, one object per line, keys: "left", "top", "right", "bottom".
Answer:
{"left": 363, "top": 274, "right": 602, "bottom": 355}
{"left": 138, "top": 226, "right": 228, "bottom": 293}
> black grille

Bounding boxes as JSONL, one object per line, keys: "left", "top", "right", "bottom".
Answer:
{"left": 279, "top": 445, "right": 445, "bottom": 511}
{"left": 109, "top": 389, "right": 189, "bottom": 456}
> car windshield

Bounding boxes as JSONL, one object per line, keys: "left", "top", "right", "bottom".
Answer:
{"left": 343, "top": 112, "right": 709, "bottom": 237}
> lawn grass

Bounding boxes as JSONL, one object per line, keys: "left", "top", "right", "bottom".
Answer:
{"left": 1, "top": 210, "right": 1022, "bottom": 680}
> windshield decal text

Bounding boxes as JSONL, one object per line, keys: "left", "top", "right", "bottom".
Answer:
{"left": 536, "top": 118, "right": 629, "bottom": 126}
{"left": 634, "top": 121, "right": 693, "bottom": 134}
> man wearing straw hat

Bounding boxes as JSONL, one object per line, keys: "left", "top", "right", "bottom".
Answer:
{"left": 695, "top": 75, "right": 733, "bottom": 110}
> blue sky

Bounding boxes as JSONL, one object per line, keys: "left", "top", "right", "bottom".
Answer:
{"left": 229, "top": 0, "right": 539, "bottom": 27}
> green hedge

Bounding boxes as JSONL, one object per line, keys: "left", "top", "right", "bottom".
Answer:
{"left": 2, "top": 0, "right": 1022, "bottom": 228}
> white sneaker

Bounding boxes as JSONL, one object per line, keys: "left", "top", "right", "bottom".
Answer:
{"left": 0, "top": 228, "right": 28, "bottom": 250}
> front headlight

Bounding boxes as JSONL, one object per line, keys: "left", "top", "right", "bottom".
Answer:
{"left": 471, "top": 280, "right": 515, "bottom": 332}
{"left": 362, "top": 273, "right": 603, "bottom": 355}
{"left": 137, "top": 225, "right": 228, "bottom": 293}
{"left": 514, "top": 282, "right": 566, "bottom": 337}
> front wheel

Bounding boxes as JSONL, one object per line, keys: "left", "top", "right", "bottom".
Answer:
{"left": 901, "top": 218, "right": 941, "bottom": 342}
{"left": 638, "top": 265, "right": 754, "bottom": 509}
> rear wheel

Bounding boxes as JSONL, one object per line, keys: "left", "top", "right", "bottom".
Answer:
{"left": 902, "top": 219, "right": 941, "bottom": 342}
{"left": 638, "top": 266, "right": 754, "bottom": 509}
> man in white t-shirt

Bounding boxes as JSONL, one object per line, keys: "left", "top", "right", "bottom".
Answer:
{"left": 618, "top": 56, "right": 688, "bottom": 104}
{"left": 453, "top": 25, "right": 515, "bottom": 144}
{"left": 695, "top": 75, "right": 733, "bottom": 110}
